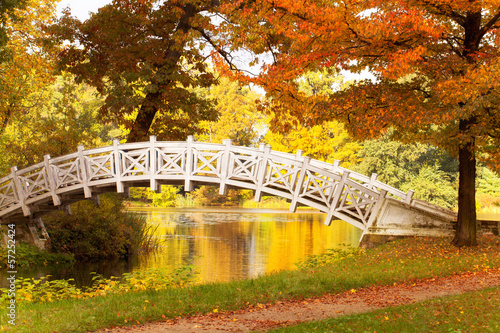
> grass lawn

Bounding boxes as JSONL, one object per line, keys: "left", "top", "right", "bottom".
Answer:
{"left": 2, "top": 235, "right": 500, "bottom": 332}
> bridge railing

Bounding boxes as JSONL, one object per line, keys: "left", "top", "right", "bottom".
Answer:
{"left": 0, "top": 136, "right": 417, "bottom": 231}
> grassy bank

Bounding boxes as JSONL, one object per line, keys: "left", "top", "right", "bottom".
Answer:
{"left": 2, "top": 235, "right": 500, "bottom": 332}
{"left": 0, "top": 242, "right": 74, "bottom": 268}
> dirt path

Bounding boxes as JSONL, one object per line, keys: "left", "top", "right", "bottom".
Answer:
{"left": 97, "top": 270, "right": 500, "bottom": 333}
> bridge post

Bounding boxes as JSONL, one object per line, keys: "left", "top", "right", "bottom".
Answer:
{"left": 289, "top": 150, "right": 303, "bottom": 190}
{"left": 78, "top": 145, "right": 92, "bottom": 198}
{"left": 113, "top": 139, "right": 124, "bottom": 193}
{"left": 149, "top": 136, "right": 160, "bottom": 193}
{"left": 219, "top": 139, "right": 232, "bottom": 195}
{"left": 255, "top": 145, "right": 271, "bottom": 202}
{"left": 44, "top": 155, "right": 61, "bottom": 206}
{"left": 27, "top": 217, "right": 48, "bottom": 249}
{"left": 289, "top": 156, "right": 310, "bottom": 213}
{"left": 10, "top": 167, "right": 30, "bottom": 216}
{"left": 60, "top": 204, "right": 72, "bottom": 215}
{"left": 185, "top": 136, "right": 194, "bottom": 191}
{"left": 362, "top": 189, "right": 388, "bottom": 234}
{"left": 324, "top": 171, "right": 350, "bottom": 226}
{"left": 368, "top": 173, "right": 378, "bottom": 189}
{"left": 333, "top": 160, "right": 341, "bottom": 173}
{"left": 404, "top": 189, "right": 415, "bottom": 204}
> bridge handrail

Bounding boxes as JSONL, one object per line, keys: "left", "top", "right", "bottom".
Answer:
{"left": 269, "top": 149, "right": 412, "bottom": 203}
{"left": 0, "top": 137, "right": 419, "bottom": 229}
{"left": 307, "top": 159, "right": 412, "bottom": 202}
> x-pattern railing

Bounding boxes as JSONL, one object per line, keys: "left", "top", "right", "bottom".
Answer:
{"left": 300, "top": 171, "right": 338, "bottom": 206}
{"left": 156, "top": 149, "right": 186, "bottom": 175}
{"left": 0, "top": 136, "right": 419, "bottom": 231}
{"left": 87, "top": 153, "right": 114, "bottom": 180}
{"left": 52, "top": 159, "right": 81, "bottom": 189}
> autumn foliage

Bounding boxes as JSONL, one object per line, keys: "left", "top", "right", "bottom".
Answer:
{"left": 2, "top": 0, "right": 500, "bottom": 247}
{"left": 52, "top": 0, "right": 222, "bottom": 142}
{"left": 214, "top": 0, "right": 500, "bottom": 246}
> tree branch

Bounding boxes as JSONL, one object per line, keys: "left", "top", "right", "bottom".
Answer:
{"left": 479, "top": 8, "right": 500, "bottom": 39}
{"left": 417, "top": 0, "right": 467, "bottom": 27}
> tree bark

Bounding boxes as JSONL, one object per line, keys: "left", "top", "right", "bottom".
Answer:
{"left": 452, "top": 118, "right": 477, "bottom": 247}
{"left": 126, "top": 91, "right": 161, "bottom": 143}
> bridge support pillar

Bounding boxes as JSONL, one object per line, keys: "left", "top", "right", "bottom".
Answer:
{"left": 1, "top": 219, "right": 48, "bottom": 250}
{"left": 359, "top": 198, "right": 457, "bottom": 248}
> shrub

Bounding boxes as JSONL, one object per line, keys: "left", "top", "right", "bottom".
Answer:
{"left": 241, "top": 196, "right": 290, "bottom": 209}
{"left": 191, "top": 186, "right": 252, "bottom": 206}
{"left": 476, "top": 194, "right": 500, "bottom": 214}
{"left": 0, "top": 262, "right": 198, "bottom": 305}
{"left": 44, "top": 193, "right": 155, "bottom": 261}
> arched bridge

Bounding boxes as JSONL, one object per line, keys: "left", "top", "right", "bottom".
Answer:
{"left": 0, "top": 136, "right": 458, "bottom": 247}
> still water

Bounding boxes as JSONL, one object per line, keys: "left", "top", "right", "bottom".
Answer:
{"left": 133, "top": 207, "right": 362, "bottom": 283}
{"left": 12, "top": 208, "right": 362, "bottom": 286}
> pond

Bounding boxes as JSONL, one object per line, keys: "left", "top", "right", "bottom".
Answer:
{"left": 7, "top": 208, "right": 362, "bottom": 286}
{"left": 132, "top": 207, "right": 362, "bottom": 283}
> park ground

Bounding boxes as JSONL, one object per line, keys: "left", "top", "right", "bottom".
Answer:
{"left": 91, "top": 235, "right": 500, "bottom": 333}
{"left": 97, "top": 269, "right": 500, "bottom": 332}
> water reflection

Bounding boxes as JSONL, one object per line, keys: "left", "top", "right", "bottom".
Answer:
{"left": 2, "top": 208, "right": 362, "bottom": 286}
{"left": 133, "top": 207, "right": 362, "bottom": 283}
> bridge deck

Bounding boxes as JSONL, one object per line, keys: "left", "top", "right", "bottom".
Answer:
{"left": 1, "top": 136, "right": 453, "bottom": 236}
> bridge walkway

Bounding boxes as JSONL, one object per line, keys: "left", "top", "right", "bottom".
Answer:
{"left": 0, "top": 136, "right": 459, "bottom": 248}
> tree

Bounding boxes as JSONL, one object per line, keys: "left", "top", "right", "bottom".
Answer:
{"left": 0, "top": 74, "right": 114, "bottom": 175}
{"left": 52, "top": 0, "right": 241, "bottom": 142}
{"left": 265, "top": 70, "right": 361, "bottom": 166}
{"left": 217, "top": 0, "right": 500, "bottom": 246}
{"left": 0, "top": 0, "right": 58, "bottom": 135}
{"left": 265, "top": 120, "right": 361, "bottom": 167}
{"left": 355, "top": 135, "right": 459, "bottom": 209}
{"left": 196, "top": 76, "right": 263, "bottom": 146}
{"left": 0, "top": 0, "right": 26, "bottom": 62}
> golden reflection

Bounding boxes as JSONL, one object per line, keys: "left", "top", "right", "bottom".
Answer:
{"left": 132, "top": 208, "right": 362, "bottom": 283}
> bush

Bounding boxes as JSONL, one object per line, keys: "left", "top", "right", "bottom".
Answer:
{"left": 0, "top": 263, "right": 198, "bottom": 305}
{"left": 191, "top": 186, "right": 253, "bottom": 206}
{"left": 401, "top": 165, "right": 457, "bottom": 209}
{"left": 44, "top": 193, "right": 154, "bottom": 261}
{"left": 150, "top": 186, "right": 180, "bottom": 207}
{"left": 241, "top": 196, "right": 290, "bottom": 209}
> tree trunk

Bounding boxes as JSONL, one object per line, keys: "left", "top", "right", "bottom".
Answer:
{"left": 126, "top": 92, "right": 161, "bottom": 143}
{"left": 452, "top": 120, "right": 477, "bottom": 247}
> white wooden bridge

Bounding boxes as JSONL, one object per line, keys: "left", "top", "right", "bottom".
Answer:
{"left": 0, "top": 137, "right": 458, "bottom": 247}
